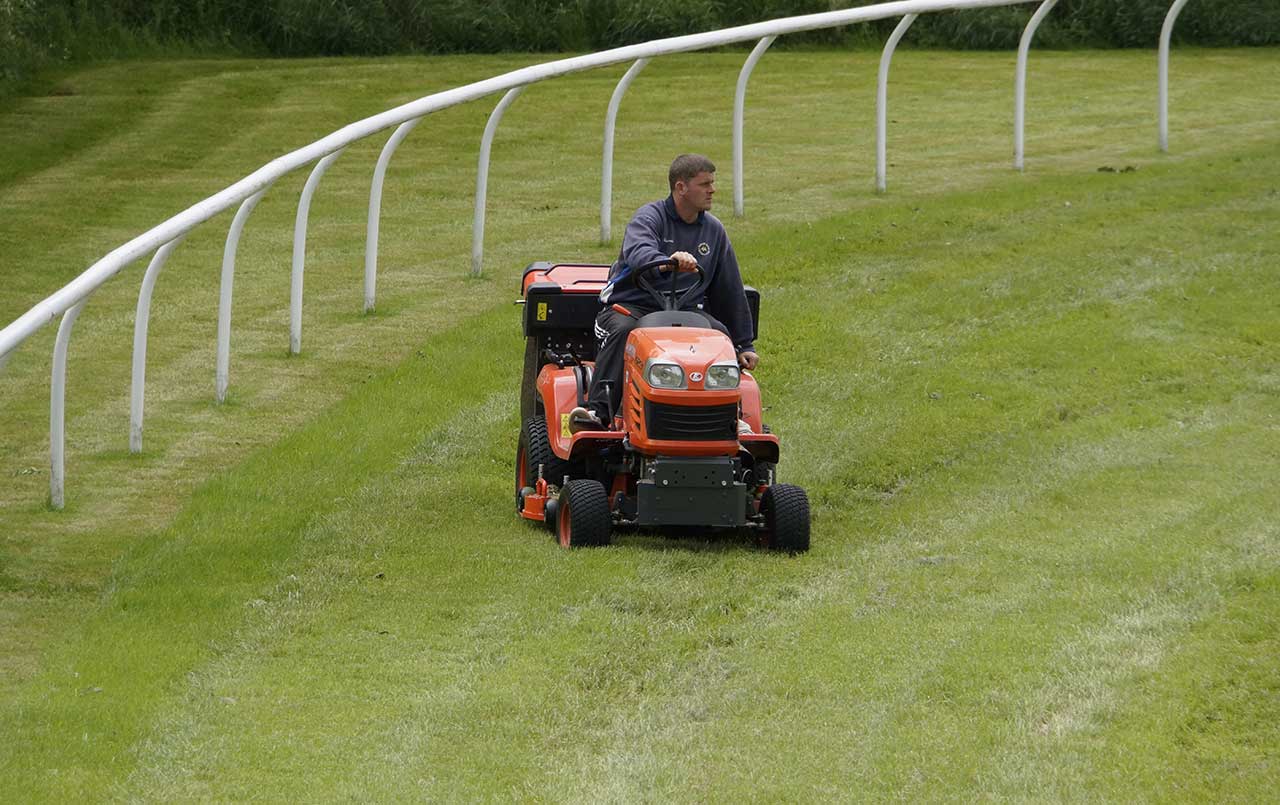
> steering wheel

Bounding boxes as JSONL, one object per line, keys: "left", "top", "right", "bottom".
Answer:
{"left": 632, "top": 256, "right": 708, "bottom": 312}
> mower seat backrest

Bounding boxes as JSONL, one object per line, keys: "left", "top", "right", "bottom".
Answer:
{"left": 743, "top": 286, "right": 760, "bottom": 342}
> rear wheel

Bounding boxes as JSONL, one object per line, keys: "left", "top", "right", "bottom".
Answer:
{"left": 520, "top": 339, "right": 541, "bottom": 422}
{"left": 557, "top": 480, "right": 612, "bottom": 548}
{"left": 760, "top": 484, "right": 810, "bottom": 553}
{"left": 516, "top": 416, "right": 571, "bottom": 513}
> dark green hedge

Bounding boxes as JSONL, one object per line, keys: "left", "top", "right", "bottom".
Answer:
{"left": 4, "top": 1, "right": 1277, "bottom": 97}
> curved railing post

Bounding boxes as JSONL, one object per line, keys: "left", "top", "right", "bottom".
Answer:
{"left": 600, "top": 59, "right": 651, "bottom": 244}
{"left": 50, "top": 299, "right": 88, "bottom": 509}
{"left": 216, "top": 188, "right": 268, "bottom": 403}
{"left": 364, "top": 119, "right": 422, "bottom": 313}
{"left": 472, "top": 87, "right": 525, "bottom": 277}
{"left": 876, "top": 14, "right": 918, "bottom": 194}
{"left": 1159, "top": 0, "right": 1194, "bottom": 152}
{"left": 291, "top": 149, "right": 345, "bottom": 354}
{"left": 1014, "top": 0, "right": 1060, "bottom": 171}
{"left": 733, "top": 36, "right": 777, "bottom": 218}
{"left": 129, "top": 236, "right": 186, "bottom": 454}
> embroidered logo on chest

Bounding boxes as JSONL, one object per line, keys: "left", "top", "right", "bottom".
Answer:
{"left": 697, "top": 242, "right": 710, "bottom": 256}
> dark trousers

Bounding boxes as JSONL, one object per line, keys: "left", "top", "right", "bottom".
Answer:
{"left": 587, "top": 307, "right": 730, "bottom": 421}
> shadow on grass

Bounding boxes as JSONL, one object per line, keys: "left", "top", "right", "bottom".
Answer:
{"left": 521, "top": 520, "right": 781, "bottom": 554}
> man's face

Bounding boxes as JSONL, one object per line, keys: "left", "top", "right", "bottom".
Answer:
{"left": 677, "top": 171, "right": 716, "bottom": 212}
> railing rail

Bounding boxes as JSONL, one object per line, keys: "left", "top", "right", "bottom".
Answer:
{"left": 0, "top": 0, "right": 1205, "bottom": 507}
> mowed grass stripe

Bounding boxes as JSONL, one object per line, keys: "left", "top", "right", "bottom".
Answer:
{"left": 601, "top": 413, "right": 1278, "bottom": 801}
{"left": 102, "top": 152, "right": 1280, "bottom": 798}
{"left": 116, "top": 399, "right": 1278, "bottom": 800}
{"left": 119, "top": 389, "right": 522, "bottom": 799}
{"left": 984, "top": 504, "right": 1279, "bottom": 800}
{"left": 123, "top": 397, "right": 764, "bottom": 798}
{"left": 752, "top": 147, "right": 1276, "bottom": 509}
{"left": 0, "top": 65, "right": 295, "bottom": 307}
{"left": 10, "top": 151, "right": 1280, "bottom": 798}
{"left": 0, "top": 56, "right": 564, "bottom": 686}
{"left": 1032, "top": 535, "right": 1280, "bottom": 801}
{"left": 2, "top": 303, "right": 520, "bottom": 796}
{"left": 0, "top": 50, "right": 1277, "bottom": 799}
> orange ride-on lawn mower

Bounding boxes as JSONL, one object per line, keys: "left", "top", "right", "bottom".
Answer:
{"left": 514, "top": 258, "right": 809, "bottom": 551}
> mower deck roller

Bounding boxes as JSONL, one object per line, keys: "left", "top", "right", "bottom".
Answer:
{"left": 514, "top": 260, "right": 808, "bottom": 552}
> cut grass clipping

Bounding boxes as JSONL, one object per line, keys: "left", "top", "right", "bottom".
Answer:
{"left": 1, "top": 49, "right": 1278, "bottom": 799}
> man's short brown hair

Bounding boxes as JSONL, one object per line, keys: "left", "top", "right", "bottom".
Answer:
{"left": 669, "top": 154, "right": 716, "bottom": 191}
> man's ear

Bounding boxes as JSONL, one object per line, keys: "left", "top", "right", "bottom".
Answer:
{"left": 673, "top": 180, "right": 685, "bottom": 196}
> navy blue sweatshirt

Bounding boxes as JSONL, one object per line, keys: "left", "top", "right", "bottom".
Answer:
{"left": 600, "top": 196, "right": 755, "bottom": 353}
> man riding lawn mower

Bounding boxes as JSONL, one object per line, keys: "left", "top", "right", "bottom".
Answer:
{"left": 514, "top": 257, "right": 810, "bottom": 551}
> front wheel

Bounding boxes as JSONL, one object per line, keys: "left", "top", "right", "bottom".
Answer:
{"left": 556, "top": 480, "right": 612, "bottom": 548}
{"left": 760, "top": 484, "right": 810, "bottom": 553}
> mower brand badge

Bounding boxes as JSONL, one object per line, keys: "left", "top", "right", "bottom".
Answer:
{"left": 697, "top": 242, "right": 710, "bottom": 256}
{"left": 537, "top": 302, "right": 548, "bottom": 321}
{"left": 560, "top": 413, "right": 571, "bottom": 438}
{"left": 690, "top": 372, "right": 703, "bottom": 382}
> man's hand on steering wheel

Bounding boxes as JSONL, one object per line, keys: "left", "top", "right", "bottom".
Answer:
{"left": 738, "top": 350, "right": 759, "bottom": 370}
{"left": 669, "top": 250, "right": 700, "bottom": 272}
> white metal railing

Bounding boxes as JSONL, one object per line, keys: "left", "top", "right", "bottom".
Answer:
{"left": 472, "top": 87, "right": 527, "bottom": 276}
{"left": 291, "top": 149, "right": 346, "bottom": 353}
{"left": 0, "top": 0, "right": 1204, "bottom": 508}
{"left": 600, "top": 58, "right": 651, "bottom": 243}
{"left": 1014, "top": 0, "right": 1061, "bottom": 171}
{"left": 732, "top": 37, "right": 777, "bottom": 217}
{"left": 876, "top": 14, "right": 919, "bottom": 193}
{"left": 129, "top": 235, "right": 185, "bottom": 453}
{"left": 1160, "top": 0, "right": 1195, "bottom": 152}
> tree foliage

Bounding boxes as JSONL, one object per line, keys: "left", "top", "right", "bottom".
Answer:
{"left": 4, "top": 0, "right": 1277, "bottom": 98}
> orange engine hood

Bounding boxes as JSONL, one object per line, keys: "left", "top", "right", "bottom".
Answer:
{"left": 622, "top": 326, "right": 742, "bottom": 457}
{"left": 626, "top": 326, "right": 738, "bottom": 378}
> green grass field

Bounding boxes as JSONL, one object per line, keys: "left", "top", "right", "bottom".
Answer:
{"left": 1, "top": 48, "right": 1278, "bottom": 799}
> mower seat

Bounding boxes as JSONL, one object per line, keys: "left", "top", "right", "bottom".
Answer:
{"left": 636, "top": 289, "right": 761, "bottom": 339}
{"left": 635, "top": 310, "right": 714, "bottom": 329}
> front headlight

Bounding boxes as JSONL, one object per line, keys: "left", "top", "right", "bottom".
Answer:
{"left": 646, "top": 362, "right": 685, "bottom": 389}
{"left": 704, "top": 363, "right": 740, "bottom": 389}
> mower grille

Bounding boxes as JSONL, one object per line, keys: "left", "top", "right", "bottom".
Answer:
{"left": 644, "top": 401, "right": 738, "bottom": 441}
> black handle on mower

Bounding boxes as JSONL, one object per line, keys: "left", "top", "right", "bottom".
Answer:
{"left": 632, "top": 256, "right": 707, "bottom": 312}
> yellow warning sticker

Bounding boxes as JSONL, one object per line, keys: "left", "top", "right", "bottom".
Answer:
{"left": 537, "top": 302, "right": 548, "bottom": 321}
{"left": 560, "top": 413, "right": 571, "bottom": 438}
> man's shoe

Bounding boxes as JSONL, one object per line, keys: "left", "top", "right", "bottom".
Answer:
{"left": 568, "top": 407, "right": 605, "bottom": 433}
